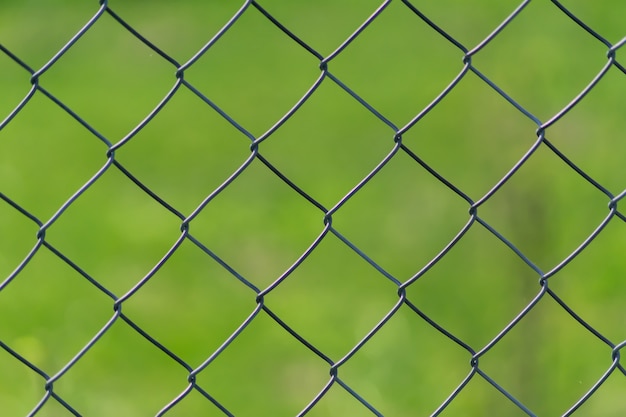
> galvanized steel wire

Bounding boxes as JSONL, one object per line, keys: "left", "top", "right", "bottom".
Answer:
{"left": 1, "top": 1, "right": 625, "bottom": 416}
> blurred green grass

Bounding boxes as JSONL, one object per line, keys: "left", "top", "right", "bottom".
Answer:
{"left": 1, "top": 1, "right": 625, "bottom": 416}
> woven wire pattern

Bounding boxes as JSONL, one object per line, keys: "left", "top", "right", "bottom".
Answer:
{"left": 1, "top": 1, "right": 625, "bottom": 415}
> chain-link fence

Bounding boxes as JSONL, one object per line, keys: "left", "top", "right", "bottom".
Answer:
{"left": 1, "top": 1, "right": 625, "bottom": 416}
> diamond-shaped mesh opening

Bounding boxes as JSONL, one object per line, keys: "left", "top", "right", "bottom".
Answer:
{"left": 402, "top": 70, "right": 538, "bottom": 200}
{"left": 266, "top": 232, "right": 398, "bottom": 359}
{"left": 332, "top": 150, "right": 469, "bottom": 279}
{"left": 548, "top": 219, "right": 626, "bottom": 342}
{"left": 195, "top": 311, "right": 329, "bottom": 416}
{"left": 405, "top": 223, "right": 539, "bottom": 349}
{"left": 40, "top": 13, "right": 177, "bottom": 141}
{"left": 0, "top": 92, "right": 105, "bottom": 219}
{"left": 328, "top": 0, "right": 461, "bottom": 124}
{"left": 547, "top": 67, "right": 626, "bottom": 194}
{"left": 45, "top": 167, "right": 181, "bottom": 295}
{"left": 473, "top": 0, "right": 610, "bottom": 120}
{"left": 478, "top": 143, "right": 610, "bottom": 270}
{"left": 188, "top": 158, "right": 323, "bottom": 289}
{"left": 260, "top": 79, "right": 395, "bottom": 207}
{"left": 55, "top": 320, "right": 188, "bottom": 416}
{"left": 479, "top": 296, "right": 613, "bottom": 416}
{"left": 0, "top": 247, "right": 111, "bottom": 372}
{"left": 114, "top": 86, "right": 253, "bottom": 214}
{"left": 340, "top": 305, "right": 470, "bottom": 416}
{"left": 122, "top": 239, "right": 254, "bottom": 366}
{"left": 182, "top": 6, "right": 321, "bottom": 136}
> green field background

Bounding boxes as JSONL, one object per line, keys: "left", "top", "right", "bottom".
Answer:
{"left": 1, "top": 1, "right": 625, "bottom": 416}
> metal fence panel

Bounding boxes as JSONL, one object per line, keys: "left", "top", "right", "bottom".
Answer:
{"left": 1, "top": 1, "right": 625, "bottom": 416}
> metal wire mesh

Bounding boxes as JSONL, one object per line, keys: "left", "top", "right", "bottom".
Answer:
{"left": 1, "top": 1, "right": 625, "bottom": 415}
